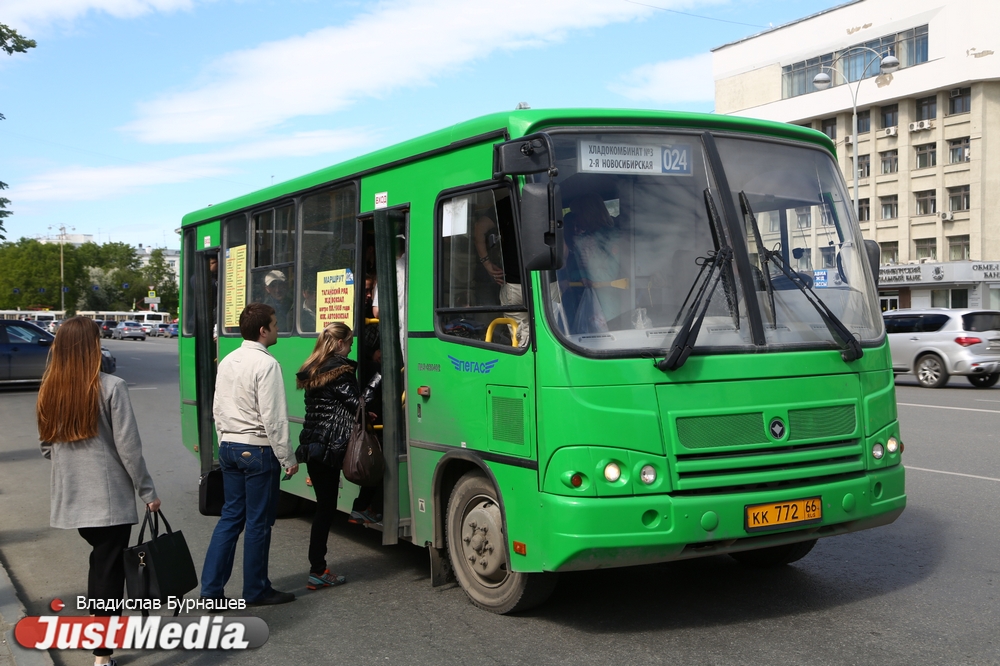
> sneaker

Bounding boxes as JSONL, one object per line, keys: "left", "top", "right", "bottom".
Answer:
{"left": 348, "top": 510, "right": 366, "bottom": 524}
{"left": 357, "top": 508, "right": 381, "bottom": 524}
{"left": 307, "top": 569, "right": 347, "bottom": 590}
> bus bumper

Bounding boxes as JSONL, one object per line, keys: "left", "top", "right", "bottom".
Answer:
{"left": 535, "top": 464, "right": 905, "bottom": 572}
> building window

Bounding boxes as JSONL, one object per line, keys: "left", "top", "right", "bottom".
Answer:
{"left": 781, "top": 26, "right": 928, "bottom": 99}
{"left": 821, "top": 118, "right": 837, "bottom": 139}
{"left": 915, "top": 190, "right": 936, "bottom": 216}
{"left": 768, "top": 211, "right": 781, "bottom": 233}
{"left": 881, "top": 149, "right": 898, "bottom": 174}
{"left": 915, "top": 143, "right": 936, "bottom": 169}
{"left": 856, "top": 110, "right": 871, "bottom": 133}
{"left": 820, "top": 246, "right": 836, "bottom": 268}
{"left": 948, "top": 87, "right": 971, "bottom": 115}
{"left": 949, "top": 137, "right": 970, "bottom": 163}
{"left": 855, "top": 154, "right": 871, "bottom": 178}
{"left": 795, "top": 247, "right": 812, "bottom": 271}
{"left": 881, "top": 105, "right": 898, "bottom": 129}
{"left": 915, "top": 95, "right": 937, "bottom": 121}
{"left": 881, "top": 195, "right": 898, "bottom": 219}
{"left": 795, "top": 207, "right": 812, "bottom": 228}
{"left": 914, "top": 238, "right": 937, "bottom": 261}
{"left": 858, "top": 198, "right": 870, "bottom": 222}
{"left": 949, "top": 235, "right": 970, "bottom": 261}
{"left": 948, "top": 185, "right": 970, "bottom": 212}
{"left": 880, "top": 241, "right": 898, "bottom": 264}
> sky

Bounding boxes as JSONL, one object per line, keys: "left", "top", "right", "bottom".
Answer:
{"left": 0, "top": 0, "right": 844, "bottom": 250}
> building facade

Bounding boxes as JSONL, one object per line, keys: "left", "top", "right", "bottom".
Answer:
{"left": 713, "top": 0, "right": 1000, "bottom": 311}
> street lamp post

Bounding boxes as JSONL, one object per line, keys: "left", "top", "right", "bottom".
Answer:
{"left": 812, "top": 48, "right": 900, "bottom": 219}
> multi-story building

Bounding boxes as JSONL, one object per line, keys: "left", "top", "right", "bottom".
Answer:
{"left": 713, "top": 0, "right": 1000, "bottom": 311}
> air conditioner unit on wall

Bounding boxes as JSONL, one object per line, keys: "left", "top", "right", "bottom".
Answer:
{"left": 918, "top": 120, "right": 933, "bottom": 130}
{"left": 884, "top": 127, "right": 898, "bottom": 137}
{"left": 909, "top": 122, "right": 920, "bottom": 132}
{"left": 941, "top": 211, "right": 954, "bottom": 221}
{"left": 845, "top": 135, "right": 854, "bottom": 145}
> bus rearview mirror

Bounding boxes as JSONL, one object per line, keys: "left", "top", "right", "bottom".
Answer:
{"left": 864, "top": 239, "right": 880, "bottom": 287}
{"left": 520, "top": 181, "right": 564, "bottom": 271}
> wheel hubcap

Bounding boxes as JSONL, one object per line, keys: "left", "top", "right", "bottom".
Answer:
{"left": 460, "top": 497, "right": 507, "bottom": 585}
{"left": 918, "top": 359, "right": 941, "bottom": 384}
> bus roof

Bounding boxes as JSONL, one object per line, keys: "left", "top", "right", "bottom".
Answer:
{"left": 180, "top": 108, "right": 833, "bottom": 227}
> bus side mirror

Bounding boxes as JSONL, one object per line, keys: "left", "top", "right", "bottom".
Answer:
{"left": 864, "top": 239, "right": 880, "bottom": 287}
{"left": 520, "top": 182, "right": 564, "bottom": 271}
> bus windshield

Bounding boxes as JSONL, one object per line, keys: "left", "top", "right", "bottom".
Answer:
{"left": 541, "top": 131, "right": 883, "bottom": 355}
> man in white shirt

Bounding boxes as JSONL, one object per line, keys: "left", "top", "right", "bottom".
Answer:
{"left": 201, "top": 302, "right": 299, "bottom": 606}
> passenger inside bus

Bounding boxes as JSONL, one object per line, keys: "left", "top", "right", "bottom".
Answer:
{"left": 262, "top": 269, "right": 293, "bottom": 332}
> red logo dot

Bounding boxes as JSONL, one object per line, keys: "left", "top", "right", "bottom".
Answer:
{"left": 49, "top": 599, "right": 64, "bottom": 612}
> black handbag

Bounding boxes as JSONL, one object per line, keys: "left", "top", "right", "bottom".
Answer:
{"left": 123, "top": 509, "right": 198, "bottom": 607}
{"left": 198, "top": 469, "right": 224, "bottom": 516}
{"left": 343, "top": 399, "right": 384, "bottom": 487}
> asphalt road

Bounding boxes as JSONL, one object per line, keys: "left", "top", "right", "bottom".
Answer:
{"left": 1, "top": 340, "right": 998, "bottom": 665}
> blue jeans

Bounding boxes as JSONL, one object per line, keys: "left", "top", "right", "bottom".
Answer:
{"left": 200, "top": 442, "right": 280, "bottom": 602}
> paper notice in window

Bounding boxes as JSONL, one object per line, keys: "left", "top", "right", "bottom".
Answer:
{"left": 442, "top": 197, "right": 469, "bottom": 237}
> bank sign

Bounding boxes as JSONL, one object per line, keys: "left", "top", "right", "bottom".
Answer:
{"left": 879, "top": 261, "right": 1000, "bottom": 285}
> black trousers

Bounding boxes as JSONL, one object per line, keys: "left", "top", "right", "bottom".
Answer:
{"left": 78, "top": 524, "right": 133, "bottom": 657}
{"left": 307, "top": 461, "right": 341, "bottom": 575}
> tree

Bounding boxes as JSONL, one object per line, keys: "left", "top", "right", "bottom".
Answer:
{"left": 142, "top": 249, "right": 179, "bottom": 316}
{"left": 0, "top": 24, "right": 36, "bottom": 241}
{"left": 0, "top": 239, "right": 84, "bottom": 311}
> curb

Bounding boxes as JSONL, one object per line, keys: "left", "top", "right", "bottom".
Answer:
{"left": 0, "top": 558, "right": 53, "bottom": 666}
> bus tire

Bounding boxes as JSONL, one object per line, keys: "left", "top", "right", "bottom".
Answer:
{"left": 729, "top": 538, "right": 817, "bottom": 567}
{"left": 446, "top": 471, "right": 557, "bottom": 614}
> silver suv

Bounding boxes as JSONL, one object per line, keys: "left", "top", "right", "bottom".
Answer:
{"left": 884, "top": 308, "right": 1000, "bottom": 388}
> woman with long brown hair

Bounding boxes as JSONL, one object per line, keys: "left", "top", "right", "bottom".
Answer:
{"left": 295, "top": 322, "right": 380, "bottom": 590}
{"left": 37, "top": 316, "right": 159, "bottom": 666}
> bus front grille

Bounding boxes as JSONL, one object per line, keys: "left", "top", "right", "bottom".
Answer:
{"left": 673, "top": 439, "right": 864, "bottom": 493}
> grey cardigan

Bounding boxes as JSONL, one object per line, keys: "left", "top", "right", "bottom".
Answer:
{"left": 40, "top": 373, "right": 158, "bottom": 529}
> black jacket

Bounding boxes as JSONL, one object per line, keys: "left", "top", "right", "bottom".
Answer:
{"left": 296, "top": 356, "right": 381, "bottom": 467}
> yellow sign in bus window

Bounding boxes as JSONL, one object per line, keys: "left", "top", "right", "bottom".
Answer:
{"left": 223, "top": 245, "right": 247, "bottom": 328}
{"left": 315, "top": 268, "right": 354, "bottom": 332}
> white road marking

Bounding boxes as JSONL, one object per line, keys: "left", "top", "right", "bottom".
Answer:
{"left": 975, "top": 399, "right": 1000, "bottom": 403}
{"left": 897, "top": 402, "right": 1000, "bottom": 414}
{"left": 907, "top": 466, "right": 1000, "bottom": 483}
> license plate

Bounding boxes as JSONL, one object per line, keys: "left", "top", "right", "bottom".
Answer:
{"left": 745, "top": 497, "right": 822, "bottom": 533}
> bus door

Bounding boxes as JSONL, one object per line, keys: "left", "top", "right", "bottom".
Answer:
{"left": 181, "top": 225, "right": 220, "bottom": 486}
{"left": 408, "top": 183, "right": 536, "bottom": 548}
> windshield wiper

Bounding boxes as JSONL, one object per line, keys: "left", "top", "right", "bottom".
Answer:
{"left": 658, "top": 190, "right": 737, "bottom": 372}
{"left": 739, "top": 191, "right": 863, "bottom": 363}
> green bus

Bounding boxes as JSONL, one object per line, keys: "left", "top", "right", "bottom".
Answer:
{"left": 179, "top": 108, "right": 905, "bottom": 613}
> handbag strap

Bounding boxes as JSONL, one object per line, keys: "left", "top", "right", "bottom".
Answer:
{"left": 356, "top": 396, "right": 367, "bottom": 430}
{"left": 135, "top": 508, "right": 172, "bottom": 545}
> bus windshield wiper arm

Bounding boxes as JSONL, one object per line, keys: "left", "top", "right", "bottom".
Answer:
{"left": 739, "top": 191, "right": 776, "bottom": 325}
{"left": 658, "top": 246, "right": 733, "bottom": 371}
{"left": 659, "top": 190, "right": 739, "bottom": 372}
{"left": 739, "top": 191, "right": 863, "bottom": 363}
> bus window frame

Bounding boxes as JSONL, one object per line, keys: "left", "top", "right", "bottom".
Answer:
{"left": 249, "top": 200, "right": 297, "bottom": 336}
{"left": 220, "top": 213, "right": 249, "bottom": 337}
{"left": 432, "top": 178, "right": 531, "bottom": 355}
{"left": 296, "top": 181, "right": 360, "bottom": 337}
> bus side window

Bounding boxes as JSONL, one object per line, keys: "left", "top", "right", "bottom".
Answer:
{"left": 437, "top": 186, "right": 526, "bottom": 348}
{"left": 221, "top": 214, "right": 248, "bottom": 336}
{"left": 299, "top": 184, "right": 358, "bottom": 335}
{"left": 249, "top": 204, "right": 295, "bottom": 332}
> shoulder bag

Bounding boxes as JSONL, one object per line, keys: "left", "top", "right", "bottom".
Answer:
{"left": 342, "top": 398, "right": 384, "bottom": 487}
{"left": 123, "top": 508, "right": 199, "bottom": 610}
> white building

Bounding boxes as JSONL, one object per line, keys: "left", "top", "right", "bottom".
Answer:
{"left": 137, "top": 244, "right": 181, "bottom": 285}
{"left": 713, "top": 0, "right": 1000, "bottom": 311}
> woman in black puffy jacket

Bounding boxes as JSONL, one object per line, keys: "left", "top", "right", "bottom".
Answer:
{"left": 295, "top": 323, "right": 380, "bottom": 590}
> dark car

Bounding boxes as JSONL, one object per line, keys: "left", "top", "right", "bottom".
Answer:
{"left": 166, "top": 323, "right": 179, "bottom": 338}
{"left": 0, "top": 320, "right": 53, "bottom": 383}
{"left": 99, "top": 320, "right": 116, "bottom": 338}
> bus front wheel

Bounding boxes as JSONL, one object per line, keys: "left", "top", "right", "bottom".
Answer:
{"left": 729, "top": 538, "right": 817, "bottom": 567}
{"left": 446, "top": 471, "right": 557, "bottom": 614}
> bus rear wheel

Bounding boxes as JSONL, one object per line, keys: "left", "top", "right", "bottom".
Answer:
{"left": 729, "top": 539, "right": 817, "bottom": 567}
{"left": 446, "top": 471, "right": 557, "bottom": 614}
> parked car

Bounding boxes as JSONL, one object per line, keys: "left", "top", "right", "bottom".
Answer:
{"left": 0, "top": 320, "right": 53, "bottom": 383}
{"left": 154, "top": 323, "right": 171, "bottom": 337}
{"left": 884, "top": 308, "right": 1000, "bottom": 388}
{"left": 166, "top": 323, "right": 179, "bottom": 338}
{"left": 45, "top": 320, "right": 62, "bottom": 333}
{"left": 99, "top": 320, "right": 116, "bottom": 338}
{"left": 113, "top": 321, "right": 146, "bottom": 340}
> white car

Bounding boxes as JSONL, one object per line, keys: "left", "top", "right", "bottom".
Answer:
{"left": 884, "top": 308, "right": 1000, "bottom": 388}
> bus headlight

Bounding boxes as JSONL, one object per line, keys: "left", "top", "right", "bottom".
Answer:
{"left": 640, "top": 465, "right": 657, "bottom": 485}
{"left": 872, "top": 442, "right": 885, "bottom": 460}
{"left": 604, "top": 462, "right": 621, "bottom": 483}
{"left": 887, "top": 436, "right": 899, "bottom": 454}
